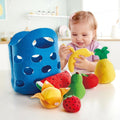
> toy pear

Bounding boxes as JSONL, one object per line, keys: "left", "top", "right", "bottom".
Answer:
{"left": 94, "top": 46, "right": 115, "bottom": 83}
{"left": 31, "top": 81, "right": 70, "bottom": 109}
{"left": 64, "top": 72, "right": 85, "bottom": 99}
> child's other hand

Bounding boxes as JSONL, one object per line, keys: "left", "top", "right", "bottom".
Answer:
{"left": 59, "top": 44, "right": 71, "bottom": 60}
{"left": 74, "top": 55, "right": 90, "bottom": 70}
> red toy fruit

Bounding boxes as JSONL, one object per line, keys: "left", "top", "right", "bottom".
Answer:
{"left": 82, "top": 74, "right": 99, "bottom": 89}
{"left": 63, "top": 95, "right": 81, "bottom": 113}
{"left": 41, "top": 71, "right": 71, "bottom": 89}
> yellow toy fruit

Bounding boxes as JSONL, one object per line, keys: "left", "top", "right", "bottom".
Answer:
{"left": 31, "top": 81, "right": 70, "bottom": 108}
{"left": 68, "top": 45, "right": 75, "bottom": 53}
{"left": 0, "top": 4, "right": 3, "bottom": 16}
{"left": 94, "top": 47, "right": 115, "bottom": 83}
{"left": 68, "top": 48, "right": 94, "bottom": 72}
{"left": 41, "top": 87, "right": 61, "bottom": 104}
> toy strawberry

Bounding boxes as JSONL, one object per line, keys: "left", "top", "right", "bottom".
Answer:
{"left": 63, "top": 95, "right": 81, "bottom": 113}
{"left": 82, "top": 74, "right": 99, "bottom": 89}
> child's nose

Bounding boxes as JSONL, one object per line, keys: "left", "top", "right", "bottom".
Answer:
{"left": 77, "top": 35, "right": 83, "bottom": 40}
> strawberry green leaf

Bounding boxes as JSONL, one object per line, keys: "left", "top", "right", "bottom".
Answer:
{"left": 81, "top": 73, "right": 88, "bottom": 77}
{"left": 63, "top": 94, "right": 74, "bottom": 100}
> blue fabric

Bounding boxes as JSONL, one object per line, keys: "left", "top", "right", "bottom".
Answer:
{"left": 8, "top": 28, "right": 61, "bottom": 94}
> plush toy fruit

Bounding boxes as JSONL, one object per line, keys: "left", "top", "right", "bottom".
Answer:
{"left": 94, "top": 46, "right": 115, "bottom": 83}
{"left": 63, "top": 95, "right": 81, "bottom": 113}
{"left": 64, "top": 72, "right": 85, "bottom": 99}
{"left": 68, "top": 48, "right": 94, "bottom": 72}
{"left": 0, "top": 5, "right": 3, "bottom": 16}
{"left": 82, "top": 74, "right": 99, "bottom": 89}
{"left": 41, "top": 71, "right": 71, "bottom": 89}
{"left": 31, "top": 81, "right": 70, "bottom": 109}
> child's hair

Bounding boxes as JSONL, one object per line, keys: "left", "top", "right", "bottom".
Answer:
{"left": 69, "top": 11, "right": 97, "bottom": 40}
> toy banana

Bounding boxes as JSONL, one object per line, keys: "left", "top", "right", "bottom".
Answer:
{"left": 62, "top": 44, "right": 75, "bottom": 53}
{"left": 68, "top": 47, "right": 94, "bottom": 72}
{"left": 31, "top": 81, "right": 70, "bottom": 109}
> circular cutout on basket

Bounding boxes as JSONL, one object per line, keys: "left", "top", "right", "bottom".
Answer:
{"left": 31, "top": 54, "right": 42, "bottom": 62}
{"left": 32, "top": 37, "right": 54, "bottom": 49}
{"left": 14, "top": 55, "right": 23, "bottom": 63}
{"left": 41, "top": 65, "right": 51, "bottom": 73}
{"left": 24, "top": 67, "right": 34, "bottom": 75}
{"left": 16, "top": 80, "right": 24, "bottom": 87}
{"left": 50, "top": 52, "right": 56, "bottom": 60}
{"left": 57, "top": 62, "right": 61, "bottom": 69}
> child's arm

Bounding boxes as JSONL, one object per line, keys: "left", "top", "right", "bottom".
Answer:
{"left": 59, "top": 44, "right": 71, "bottom": 70}
{"left": 86, "top": 60, "right": 98, "bottom": 72}
{"left": 74, "top": 56, "right": 98, "bottom": 72}
{"left": 60, "top": 59, "right": 68, "bottom": 70}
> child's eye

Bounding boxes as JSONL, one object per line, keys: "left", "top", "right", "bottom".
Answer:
{"left": 83, "top": 34, "right": 87, "bottom": 36}
{"left": 72, "top": 34, "right": 77, "bottom": 36}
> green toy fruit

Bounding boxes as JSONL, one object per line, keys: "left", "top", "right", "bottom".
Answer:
{"left": 64, "top": 72, "right": 86, "bottom": 99}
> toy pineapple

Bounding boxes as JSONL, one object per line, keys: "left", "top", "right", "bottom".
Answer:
{"left": 94, "top": 46, "right": 115, "bottom": 83}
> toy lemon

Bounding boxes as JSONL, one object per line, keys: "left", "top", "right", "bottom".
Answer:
{"left": 31, "top": 81, "right": 70, "bottom": 109}
{"left": 68, "top": 47, "right": 94, "bottom": 72}
{"left": 94, "top": 46, "right": 115, "bottom": 83}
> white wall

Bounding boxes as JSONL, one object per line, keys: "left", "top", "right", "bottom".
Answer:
{"left": 99, "top": 41, "right": 120, "bottom": 70}
{"left": 0, "top": 44, "right": 10, "bottom": 70}
{"left": 0, "top": 0, "right": 67, "bottom": 33}
{"left": 66, "top": 0, "right": 83, "bottom": 16}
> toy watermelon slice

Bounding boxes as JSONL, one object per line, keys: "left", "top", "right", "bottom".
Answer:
{"left": 40, "top": 71, "right": 71, "bottom": 89}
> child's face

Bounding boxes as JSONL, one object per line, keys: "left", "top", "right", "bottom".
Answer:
{"left": 70, "top": 22, "right": 95, "bottom": 48}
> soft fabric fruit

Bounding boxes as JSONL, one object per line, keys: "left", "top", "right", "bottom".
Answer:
{"left": 63, "top": 95, "right": 81, "bottom": 113}
{"left": 41, "top": 71, "right": 71, "bottom": 88}
{"left": 82, "top": 74, "right": 99, "bottom": 89}
{"left": 64, "top": 72, "right": 85, "bottom": 99}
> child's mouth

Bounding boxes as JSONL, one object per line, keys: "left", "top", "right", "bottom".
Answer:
{"left": 76, "top": 42, "right": 84, "bottom": 46}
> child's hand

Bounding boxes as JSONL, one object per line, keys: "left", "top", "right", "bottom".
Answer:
{"left": 74, "top": 55, "right": 90, "bottom": 70}
{"left": 59, "top": 44, "right": 71, "bottom": 60}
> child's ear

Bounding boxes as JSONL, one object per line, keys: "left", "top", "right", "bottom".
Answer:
{"left": 93, "top": 30, "right": 96, "bottom": 36}
{"left": 93, "top": 30, "right": 96, "bottom": 40}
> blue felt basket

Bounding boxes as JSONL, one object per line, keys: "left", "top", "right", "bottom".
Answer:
{"left": 8, "top": 28, "right": 61, "bottom": 94}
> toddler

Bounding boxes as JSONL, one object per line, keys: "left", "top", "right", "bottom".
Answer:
{"left": 59, "top": 11, "right": 101, "bottom": 73}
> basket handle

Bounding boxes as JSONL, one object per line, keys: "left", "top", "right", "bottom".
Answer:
{"left": 8, "top": 31, "right": 29, "bottom": 46}
{"left": 20, "top": 28, "right": 58, "bottom": 45}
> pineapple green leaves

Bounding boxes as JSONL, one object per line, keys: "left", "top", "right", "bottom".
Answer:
{"left": 94, "top": 46, "right": 109, "bottom": 60}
